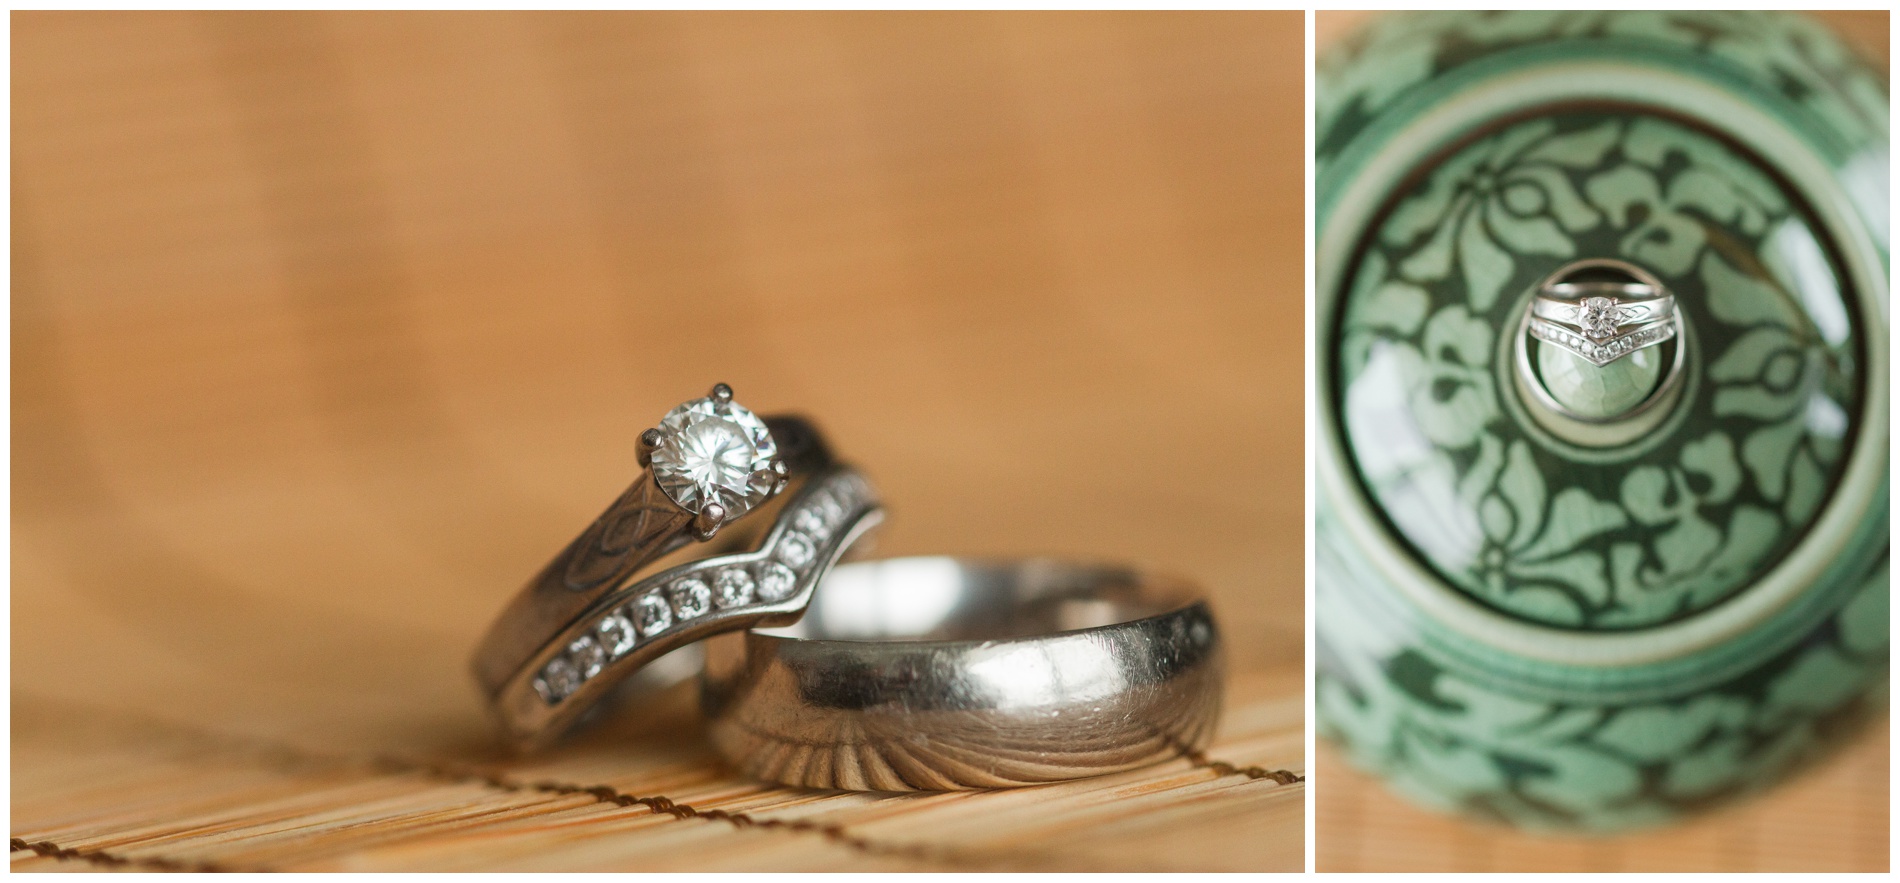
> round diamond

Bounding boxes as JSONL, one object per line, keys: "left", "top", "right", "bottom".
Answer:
{"left": 778, "top": 532, "right": 816, "bottom": 569}
{"left": 634, "top": 592, "right": 672, "bottom": 637}
{"left": 538, "top": 656, "right": 580, "bottom": 702}
{"left": 650, "top": 394, "right": 779, "bottom": 517}
{"left": 597, "top": 613, "right": 637, "bottom": 657}
{"left": 815, "top": 488, "right": 848, "bottom": 522}
{"left": 714, "top": 568, "right": 755, "bottom": 608}
{"left": 568, "top": 635, "right": 606, "bottom": 678}
{"left": 793, "top": 502, "right": 832, "bottom": 539}
{"left": 757, "top": 562, "right": 798, "bottom": 602}
{"left": 1579, "top": 296, "right": 1619, "bottom": 340}
{"left": 669, "top": 578, "right": 713, "bottom": 619}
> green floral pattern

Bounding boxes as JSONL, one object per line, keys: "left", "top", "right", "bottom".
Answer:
{"left": 1319, "top": 11, "right": 1888, "bottom": 172}
{"left": 1317, "top": 11, "right": 1888, "bottom": 832}
{"left": 1318, "top": 537, "right": 1887, "bottom": 830}
{"left": 1339, "top": 112, "right": 1860, "bottom": 630}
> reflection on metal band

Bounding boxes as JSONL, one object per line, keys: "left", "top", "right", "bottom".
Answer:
{"left": 701, "top": 557, "right": 1224, "bottom": 791}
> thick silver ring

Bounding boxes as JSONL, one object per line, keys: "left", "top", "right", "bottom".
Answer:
{"left": 470, "top": 384, "right": 882, "bottom": 750}
{"left": 700, "top": 557, "right": 1224, "bottom": 792}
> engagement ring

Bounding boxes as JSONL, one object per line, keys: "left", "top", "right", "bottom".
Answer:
{"left": 471, "top": 384, "right": 882, "bottom": 750}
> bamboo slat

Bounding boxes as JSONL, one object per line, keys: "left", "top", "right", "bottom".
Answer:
{"left": 12, "top": 671, "right": 1302, "bottom": 872}
{"left": 12, "top": 11, "right": 1304, "bottom": 872}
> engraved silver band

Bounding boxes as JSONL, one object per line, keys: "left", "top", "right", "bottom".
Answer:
{"left": 1530, "top": 292, "right": 1675, "bottom": 332}
{"left": 700, "top": 557, "right": 1224, "bottom": 792}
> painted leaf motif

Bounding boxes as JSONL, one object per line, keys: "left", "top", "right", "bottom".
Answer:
{"left": 1484, "top": 196, "right": 1575, "bottom": 257}
{"left": 1668, "top": 167, "right": 1770, "bottom": 235}
{"left": 1500, "top": 164, "right": 1601, "bottom": 231}
{"left": 1838, "top": 565, "right": 1890, "bottom": 657}
{"left": 1679, "top": 433, "right": 1742, "bottom": 505}
{"left": 1410, "top": 306, "right": 1498, "bottom": 449}
{"left": 1651, "top": 509, "right": 1724, "bottom": 580}
{"left": 1740, "top": 417, "right": 1806, "bottom": 500}
{"left": 1593, "top": 697, "right": 1748, "bottom": 763}
{"left": 1702, "top": 249, "right": 1797, "bottom": 327}
{"left": 1495, "top": 441, "right": 1545, "bottom": 550}
{"left": 1354, "top": 280, "right": 1432, "bottom": 336}
{"left": 1620, "top": 465, "right": 1678, "bottom": 526}
{"left": 1518, "top": 487, "right": 1629, "bottom": 560}
{"left": 1699, "top": 505, "right": 1781, "bottom": 586}
{"left": 1784, "top": 446, "right": 1826, "bottom": 523}
{"left": 1518, "top": 118, "right": 1622, "bottom": 168}
{"left": 1507, "top": 551, "right": 1614, "bottom": 609}
{"left": 1394, "top": 194, "right": 1465, "bottom": 281}
{"left": 1760, "top": 646, "right": 1865, "bottom": 724}
{"left": 1518, "top": 743, "right": 1644, "bottom": 811}
{"left": 1457, "top": 207, "right": 1513, "bottom": 310}
{"left": 1585, "top": 165, "right": 1707, "bottom": 276}
{"left": 1384, "top": 146, "right": 1491, "bottom": 250}
{"left": 1659, "top": 734, "right": 1750, "bottom": 798}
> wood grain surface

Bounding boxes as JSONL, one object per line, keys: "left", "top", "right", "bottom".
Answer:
{"left": 1313, "top": 10, "right": 1891, "bottom": 874}
{"left": 11, "top": 11, "right": 1304, "bottom": 872}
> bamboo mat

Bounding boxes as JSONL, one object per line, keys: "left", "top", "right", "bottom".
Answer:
{"left": 1312, "top": 10, "right": 1892, "bottom": 874}
{"left": 11, "top": 11, "right": 1305, "bottom": 872}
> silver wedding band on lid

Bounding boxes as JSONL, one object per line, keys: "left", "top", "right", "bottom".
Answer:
{"left": 471, "top": 384, "right": 882, "bottom": 750}
{"left": 700, "top": 557, "right": 1224, "bottom": 791}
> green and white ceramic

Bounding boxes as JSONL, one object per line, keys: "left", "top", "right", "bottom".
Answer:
{"left": 1316, "top": 11, "right": 1888, "bottom": 831}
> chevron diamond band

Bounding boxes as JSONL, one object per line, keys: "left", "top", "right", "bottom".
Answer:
{"left": 1529, "top": 314, "right": 1679, "bottom": 367}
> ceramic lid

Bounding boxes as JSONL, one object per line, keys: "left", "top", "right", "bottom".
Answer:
{"left": 1317, "top": 12, "right": 1889, "bottom": 633}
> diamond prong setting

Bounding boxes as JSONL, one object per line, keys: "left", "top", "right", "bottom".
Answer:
{"left": 649, "top": 389, "right": 781, "bottom": 525}
{"left": 692, "top": 502, "right": 728, "bottom": 541}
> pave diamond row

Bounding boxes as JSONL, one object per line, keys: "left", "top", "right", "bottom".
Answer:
{"left": 533, "top": 473, "right": 873, "bottom": 704}
{"left": 1531, "top": 317, "right": 1675, "bottom": 367}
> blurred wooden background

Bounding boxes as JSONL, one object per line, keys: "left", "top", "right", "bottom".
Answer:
{"left": 11, "top": 11, "right": 1304, "bottom": 872}
{"left": 1314, "top": 10, "right": 1891, "bottom": 873}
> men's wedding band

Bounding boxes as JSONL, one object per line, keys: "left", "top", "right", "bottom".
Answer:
{"left": 701, "top": 556, "right": 1224, "bottom": 791}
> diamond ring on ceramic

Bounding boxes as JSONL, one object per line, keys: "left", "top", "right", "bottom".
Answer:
{"left": 1318, "top": 11, "right": 1887, "bottom": 831}
{"left": 1535, "top": 286, "right": 1675, "bottom": 338}
{"left": 1530, "top": 267, "right": 1677, "bottom": 359}
{"left": 1515, "top": 258, "right": 1689, "bottom": 426}
{"left": 470, "top": 384, "right": 883, "bottom": 750}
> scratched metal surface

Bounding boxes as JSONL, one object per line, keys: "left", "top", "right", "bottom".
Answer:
{"left": 11, "top": 11, "right": 1304, "bottom": 871}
